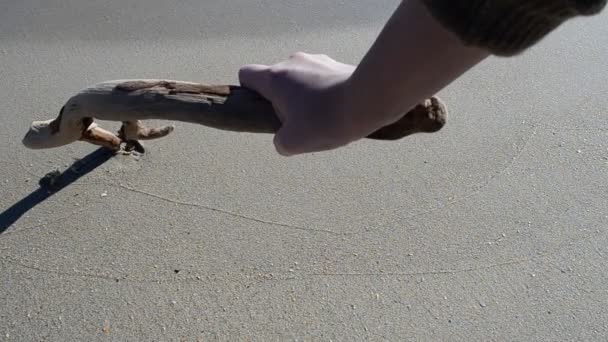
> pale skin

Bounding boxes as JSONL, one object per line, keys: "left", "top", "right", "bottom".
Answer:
{"left": 239, "top": 0, "right": 490, "bottom": 156}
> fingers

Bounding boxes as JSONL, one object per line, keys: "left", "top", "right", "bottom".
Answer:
{"left": 273, "top": 124, "right": 299, "bottom": 156}
{"left": 238, "top": 64, "right": 272, "bottom": 98}
{"left": 274, "top": 123, "right": 344, "bottom": 157}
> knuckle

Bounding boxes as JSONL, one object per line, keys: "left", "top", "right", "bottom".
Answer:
{"left": 237, "top": 67, "right": 248, "bottom": 80}
{"left": 238, "top": 64, "right": 265, "bottom": 83}
{"left": 289, "top": 51, "right": 308, "bottom": 59}
{"left": 315, "top": 54, "right": 334, "bottom": 63}
{"left": 268, "top": 66, "right": 289, "bottom": 80}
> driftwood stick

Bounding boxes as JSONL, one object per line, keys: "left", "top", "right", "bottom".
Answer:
{"left": 22, "top": 79, "right": 447, "bottom": 151}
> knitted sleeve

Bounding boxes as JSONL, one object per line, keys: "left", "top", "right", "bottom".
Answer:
{"left": 420, "top": 0, "right": 607, "bottom": 56}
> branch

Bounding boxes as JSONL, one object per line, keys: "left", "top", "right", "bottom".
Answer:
{"left": 23, "top": 79, "right": 447, "bottom": 151}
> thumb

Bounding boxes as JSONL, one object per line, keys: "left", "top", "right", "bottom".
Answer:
{"left": 238, "top": 64, "right": 273, "bottom": 99}
{"left": 273, "top": 123, "right": 311, "bottom": 157}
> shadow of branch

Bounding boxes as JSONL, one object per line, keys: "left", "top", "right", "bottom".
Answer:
{"left": 0, "top": 148, "right": 114, "bottom": 234}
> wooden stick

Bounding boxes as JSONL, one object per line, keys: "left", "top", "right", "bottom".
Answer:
{"left": 23, "top": 79, "right": 447, "bottom": 150}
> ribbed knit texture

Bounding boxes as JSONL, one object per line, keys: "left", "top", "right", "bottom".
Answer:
{"left": 421, "top": 0, "right": 606, "bottom": 56}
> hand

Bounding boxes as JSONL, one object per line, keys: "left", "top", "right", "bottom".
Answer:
{"left": 239, "top": 52, "right": 361, "bottom": 156}
{"left": 239, "top": 1, "right": 488, "bottom": 156}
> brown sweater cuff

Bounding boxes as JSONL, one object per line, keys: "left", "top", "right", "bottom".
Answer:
{"left": 421, "top": 0, "right": 607, "bottom": 56}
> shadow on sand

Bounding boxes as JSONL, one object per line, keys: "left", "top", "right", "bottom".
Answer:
{"left": 0, "top": 148, "right": 114, "bottom": 234}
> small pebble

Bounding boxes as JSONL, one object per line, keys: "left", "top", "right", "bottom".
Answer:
{"left": 101, "top": 192, "right": 108, "bottom": 198}
{"left": 170, "top": 300, "right": 177, "bottom": 305}
{"left": 577, "top": 150, "right": 582, "bottom": 154}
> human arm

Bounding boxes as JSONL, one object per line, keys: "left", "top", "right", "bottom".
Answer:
{"left": 239, "top": 0, "right": 606, "bottom": 156}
